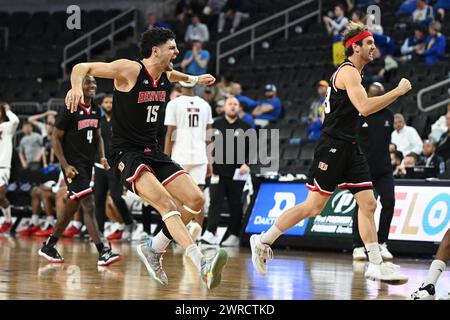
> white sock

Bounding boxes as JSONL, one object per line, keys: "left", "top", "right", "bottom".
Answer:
{"left": 31, "top": 214, "right": 40, "bottom": 226}
{"left": 151, "top": 231, "right": 172, "bottom": 253}
{"left": 424, "top": 260, "right": 446, "bottom": 286}
{"left": 260, "top": 225, "right": 282, "bottom": 245}
{"left": 186, "top": 244, "right": 204, "bottom": 271}
{"left": 46, "top": 215, "right": 55, "bottom": 226}
{"left": 73, "top": 220, "right": 82, "bottom": 229}
{"left": 3, "top": 206, "right": 11, "bottom": 222}
{"left": 365, "top": 242, "right": 383, "bottom": 265}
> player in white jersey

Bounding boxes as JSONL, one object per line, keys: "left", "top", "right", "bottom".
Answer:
{"left": 164, "top": 81, "right": 213, "bottom": 241}
{"left": 0, "top": 103, "right": 20, "bottom": 233}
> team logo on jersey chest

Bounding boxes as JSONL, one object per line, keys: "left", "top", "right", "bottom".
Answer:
{"left": 318, "top": 162, "right": 328, "bottom": 171}
{"left": 77, "top": 119, "right": 99, "bottom": 130}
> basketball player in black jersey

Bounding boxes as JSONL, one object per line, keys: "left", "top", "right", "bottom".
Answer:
{"left": 65, "top": 28, "right": 228, "bottom": 289}
{"left": 251, "top": 22, "right": 412, "bottom": 284}
{"left": 39, "top": 75, "right": 122, "bottom": 267}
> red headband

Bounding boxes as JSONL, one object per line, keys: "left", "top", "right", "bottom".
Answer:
{"left": 345, "top": 30, "right": 373, "bottom": 48}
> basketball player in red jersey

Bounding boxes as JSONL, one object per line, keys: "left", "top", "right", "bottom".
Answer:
{"left": 65, "top": 28, "right": 227, "bottom": 289}
{"left": 251, "top": 23, "right": 413, "bottom": 284}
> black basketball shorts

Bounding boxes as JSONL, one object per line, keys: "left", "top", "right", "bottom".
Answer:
{"left": 111, "top": 148, "right": 187, "bottom": 194}
{"left": 306, "top": 134, "right": 373, "bottom": 196}
{"left": 63, "top": 162, "right": 94, "bottom": 201}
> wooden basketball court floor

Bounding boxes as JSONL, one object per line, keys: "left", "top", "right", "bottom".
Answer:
{"left": 0, "top": 236, "right": 449, "bottom": 300}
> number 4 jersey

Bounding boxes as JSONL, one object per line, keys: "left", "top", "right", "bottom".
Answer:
{"left": 55, "top": 103, "right": 101, "bottom": 164}
{"left": 164, "top": 95, "right": 213, "bottom": 165}
{"left": 112, "top": 60, "right": 172, "bottom": 152}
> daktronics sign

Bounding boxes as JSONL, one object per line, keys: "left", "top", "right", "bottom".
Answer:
{"left": 375, "top": 185, "right": 450, "bottom": 242}
{"left": 245, "top": 183, "right": 310, "bottom": 236}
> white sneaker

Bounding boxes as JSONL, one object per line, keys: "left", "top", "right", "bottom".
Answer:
{"left": 379, "top": 243, "right": 393, "bottom": 260}
{"left": 187, "top": 221, "right": 202, "bottom": 242}
{"left": 364, "top": 262, "right": 408, "bottom": 285}
{"left": 352, "top": 247, "right": 367, "bottom": 261}
{"left": 410, "top": 283, "right": 436, "bottom": 300}
{"left": 250, "top": 234, "right": 273, "bottom": 276}
{"left": 221, "top": 234, "right": 240, "bottom": 247}
{"left": 201, "top": 230, "right": 219, "bottom": 245}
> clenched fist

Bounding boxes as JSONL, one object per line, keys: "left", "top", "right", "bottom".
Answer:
{"left": 397, "top": 78, "right": 412, "bottom": 95}
{"left": 198, "top": 74, "right": 216, "bottom": 86}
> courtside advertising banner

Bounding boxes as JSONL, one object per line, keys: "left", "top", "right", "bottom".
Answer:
{"left": 375, "top": 185, "right": 450, "bottom": 242}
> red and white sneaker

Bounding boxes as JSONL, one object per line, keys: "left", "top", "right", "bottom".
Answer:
{"left": 106, "top": 229, "right": 124, "bottom": 240}
{"left": 63, "top": 226, "right": 81, "bottom": 238}
{"left": 0, "top": 221, "right": 12, "bottom": 234}
{"left": 35, "top": 225, "right": 55, "bottom": 237}
{"left": 17, "top": 224, "right": 40, "bottom": 236}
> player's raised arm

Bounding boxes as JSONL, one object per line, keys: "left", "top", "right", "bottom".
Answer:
{"left": 340, "top": 66, "right": 412, "bottom": 117}
{"left": 166, "top": 69, "right": 216, "bottom": 86}
{"left": 66, "top": 59, "right": 138, "bottom": 113}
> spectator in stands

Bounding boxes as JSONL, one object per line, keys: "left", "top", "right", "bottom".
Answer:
{"left": 185, "top": 15, "right": 210, "bottom": 43}
{"left": 391, "top": 150, "right": 404, "bottom": 172}
{"left": 28, "top": 110, "right": 57, "bottom": 165}
{"left": 419, "top": 139, "right": 446, "bottom": 176}
{"left": 238, "top": 101, "right": 255, "bottom": 128}
{"left": 251, "top": 84, "right": 282, "bottom": 124}
{"left": 433, "top": 0, "right": 450, "bottom": 21}
{"left": 231, "top": 82, "right": 257, "bottom": 110}
{"left": 429, "top": 103, "right": 450, "bottom": 142}
{"left": 399, "top": 23, "right": 427, "bottom": 62}
{"left": 398, "top": 0, "right": 418, "bottom": 16}
{"left": 19, "top": 121, "right": 44, "bottom": 171}
{"left": 412, "top": 0, "right": 435, "bottom": 25}
{"left": 203, "top": 0, "right": 227, "bottom": 29}
{"left": 175, "top": 0, "right": 202, "bottom": 23}
{"left": 394, "top": 152, "right": 418, "bottom": 177}
{"left": 305, "top": 118, "right": 322, "bottom": 143}
{"left": 416, "top": 21, "right": 446, "bottom": 64}
{"left": 391, "top": 113, "right": 423, "bottom": 155}
{"left": 217, "top": 0, "right": 250, "bottom": 34}
{"left": 323, "top": 4, "right": 349, "bottom": 66}
{"left": 181, "top": 40, "right": 210, "bottom": 76}
{"left": 389, "top": 142, "right": 398, "bottom": 154}
{"left": 436, "top": 111, "right": 450, "bottom": 161}
{"left": 28, "top": 110, "right": 57, "bottom": 140}
{"left": 350, "top": 10, "right": 365, "bottom": 24}
{"left": 214, "top": 72, "right": 234, "bottom": 104}
{"left": 308, "top": 80, "right": 328, "bottom": 122}
{"left": 143, "top": 13, "right": 170, "bottom": 32}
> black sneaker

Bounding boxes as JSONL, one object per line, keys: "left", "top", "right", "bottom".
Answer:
{"left": 38, "top": 243, "right": 64, "bottom": 263}
{"left": 98, "top": 246, "right": 123, "bottom": 266}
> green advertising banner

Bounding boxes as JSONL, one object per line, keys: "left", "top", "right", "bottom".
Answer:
{"left": 305, "top": 189, "right": 356, "bottom": 237}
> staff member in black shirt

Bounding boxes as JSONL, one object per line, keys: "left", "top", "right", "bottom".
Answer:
{"left": 202, "top": 96, "right": 251, "bottom": 247}
{"left": 94, "top": 95, "right": 134, "bottom": 240}
{"left": 353, "top": 82, "right": 395, "bottom": 261}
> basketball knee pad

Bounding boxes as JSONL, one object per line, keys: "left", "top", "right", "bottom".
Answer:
{"left": 183, "top": 204, "right": 201, "bottom": 215}
{"left": 162, "top": 210, "right": 181, "bottom": 222}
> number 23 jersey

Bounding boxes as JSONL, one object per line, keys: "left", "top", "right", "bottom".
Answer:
{"left": 112, "top": 60, "right": 172, "bottom": 152}
{"left": 55, "top": 103, "right": 101, "bottom": 164}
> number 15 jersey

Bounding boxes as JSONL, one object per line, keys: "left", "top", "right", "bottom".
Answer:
{"left": 55, "top": 103, "right": 101, "bottom": 165}
{"left": 112, "top": 60, "right": 172, "bottom": 152}
{"left": 164, "top": 95, "right": 213, "bottom": 165}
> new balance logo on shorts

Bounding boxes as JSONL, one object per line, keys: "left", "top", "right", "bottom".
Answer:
{"left": 329, "top": 148, "right": 337, "bottom": 153}
{"left": 318, "top": 162, "right": 328, "bottom": 171}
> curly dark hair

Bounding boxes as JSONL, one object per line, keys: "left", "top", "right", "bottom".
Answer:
{"left": 139, "top": 27, "right": 176, "bottom": 58}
